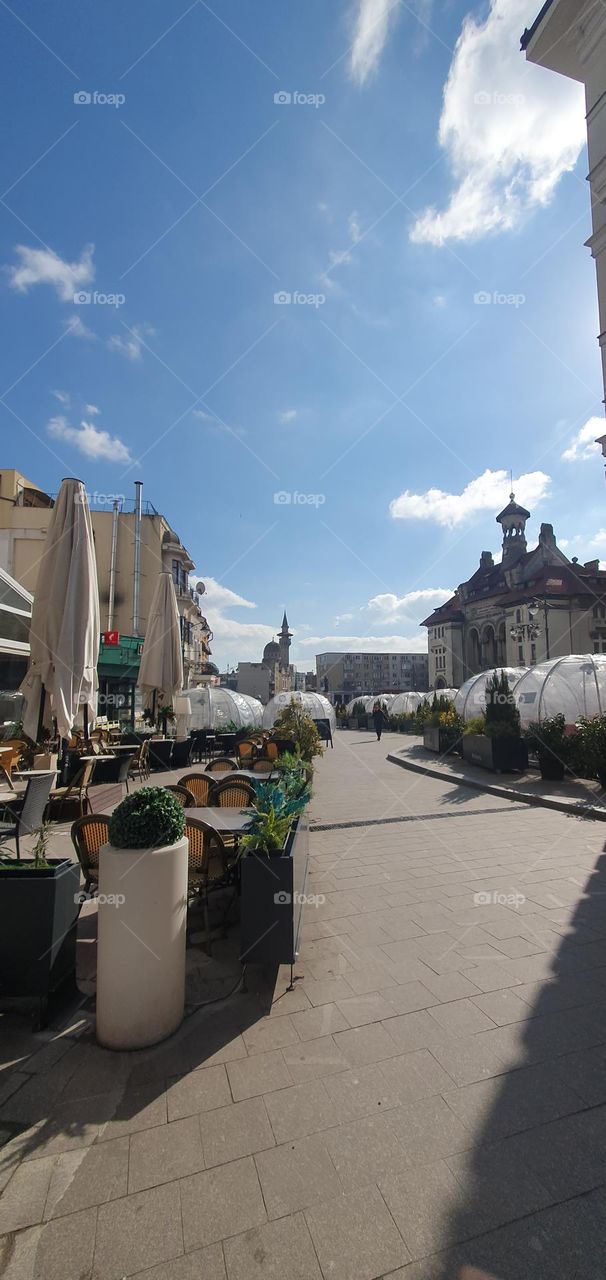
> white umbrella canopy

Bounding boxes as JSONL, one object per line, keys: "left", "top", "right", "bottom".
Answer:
{"left": 263, "top": 691, "right": 336, "bottom": 731}
{"left": 138, "top": 572, "right": 183, "bottom": 715}
{"left": 21, "top": 478, "right": 100, "bottom": 742}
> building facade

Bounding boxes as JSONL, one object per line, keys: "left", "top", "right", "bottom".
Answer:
{"left": 316, "top": 650, "right": 429, "bottom": 703}
{"left": 422, "top": 495, "right": 606, "bottom": 687}
{"left": 0, "top": 470, "right": 213, "bottom": 722}
{"left": 522, "top": 1, "right": 606, "bottom": 410}
{"left": 235, "top": 612, "right": 295, "bottom": 704}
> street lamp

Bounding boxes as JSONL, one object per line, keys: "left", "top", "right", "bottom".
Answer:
{"left": 510, "top": 605, "right": 541, "bottom": 645}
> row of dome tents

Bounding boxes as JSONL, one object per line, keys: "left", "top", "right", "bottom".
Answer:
{"left": 183, "top": 686, "right": 336, "bottom": 733}
{"left": 344, "top": 691, "right": 458, "bottom": 717}
{"left": 454, "top": 656, "right": 606, "bottom": 728}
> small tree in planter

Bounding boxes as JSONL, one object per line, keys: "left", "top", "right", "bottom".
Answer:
{"left": 424, "top": 701, "right": 464, "bottom": 755}
{"left": 97, "top": 787, "right": 188, "bottom": 1051}
{"left": 273, "top": 701, "right": 324, "bottom": 766}
{"left": 349, "top": 700, "right": 367, "bottom": 729}
{"left": 527, "top": 714, "right": 573, "bottom": 781}
{"left": 462, "top": 672, "right": 528, "bottom": 772}
{"left": 572, "top": 716, "right": 606, "bottom": 786}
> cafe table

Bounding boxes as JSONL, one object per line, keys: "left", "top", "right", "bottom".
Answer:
{"left": 187, "top": 807, "right": 253, "bottom": 833}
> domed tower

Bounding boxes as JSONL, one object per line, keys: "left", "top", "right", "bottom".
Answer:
{"left": 262, "top": 639, "right": 280, "bottom": 668}
{"left": 496, "top": 493, "right": 530, "bottom": 568}
{"left": 278, "top": 610, "right": 292, "bottom": 669}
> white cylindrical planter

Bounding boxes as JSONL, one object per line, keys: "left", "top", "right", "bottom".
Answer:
{"left": 96, "top": 836, "right": 188, "bottom": 1050}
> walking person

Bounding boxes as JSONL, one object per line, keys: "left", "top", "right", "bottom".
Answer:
{"left": 372, "top": 700, "right": 386, "bottom": 742}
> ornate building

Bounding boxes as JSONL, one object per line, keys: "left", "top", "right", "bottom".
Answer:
{"left": 422, "top": 496, "right": 606, "bottom": 688}
{"left": 237, "top": 611, "right": 295, "bottom": 703}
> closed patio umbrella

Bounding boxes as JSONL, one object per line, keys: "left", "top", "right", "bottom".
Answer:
{"left": 20, "top": 477, "right": 100, "bottom": 743}
{"left": 138, "top": 572, "right": 183, "bottom": 723}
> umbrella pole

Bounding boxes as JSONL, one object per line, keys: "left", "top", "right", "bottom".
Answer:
{"left": 83, "top": 703, "right": 90, "bottom": 749}
{"left": 36, "top": 683, "right": 46, "bottom": 745}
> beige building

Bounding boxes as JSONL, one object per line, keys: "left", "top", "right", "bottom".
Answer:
{"left": 316, "top": 650, "right": 429, "bottom": 704}
{"left": 422, "top": 495, "right": 606, "bottom": 688}
{"left": 522, "top": 1, "right": 606, "bottom": 409}
{"left": 237, "top": 613, "right": 294, "bottom": 704}
{"left": 0, "top": 470, "right": 213, "bottom": 703}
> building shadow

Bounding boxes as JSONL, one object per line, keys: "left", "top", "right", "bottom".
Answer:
{"left": 426, "top": 846, "right": 606, "bottom": 1279}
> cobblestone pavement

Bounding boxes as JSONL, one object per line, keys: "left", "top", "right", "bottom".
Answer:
{"left": 1, "top": 732, "right": 606, "bottom": 1279}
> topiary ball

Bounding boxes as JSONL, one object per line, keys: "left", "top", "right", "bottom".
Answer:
{"left": 108, "top": 787, "right": 185, "bottom": 850}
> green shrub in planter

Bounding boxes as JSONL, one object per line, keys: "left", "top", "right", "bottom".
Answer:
{"left": 464, "top": 715, "right": 486, "bottom": 736}
{"left": 572, "top": 715, "right": 606, "bottom": 783}
{"left": 527, "top": 714, "right": 573, "bottom": 780}
{"left": 109, "top": 787, "right": 185, "bottom": 849}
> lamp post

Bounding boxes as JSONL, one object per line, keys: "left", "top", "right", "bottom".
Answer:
{"left": 510, "top": 605, "right": 542, "bottom": 661}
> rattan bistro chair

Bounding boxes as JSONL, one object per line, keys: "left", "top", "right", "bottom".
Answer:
{"left": 129, "top": 739, "right": 150, "bottom": 783}
{"left": 48, "top": 761, "right": 95, "bottom": 821}
{"left": 184, "top": 817, "right": 236, "bottom": 953}
{"left": 0, "top": 773, "right": 55, "bottom": 859}
{"left": 178, "top": 773, "right": 216, "bottom": 806}
{"left": 213, "top": 778, "right": 255, "bottom": 808}
{"left": 205, "top": 757, "right": 237, "bottom": 774}
{"left": 252, "top": 757, "right": 275, "bottom": 773}
{"left": 235, "top": 740, "right": 255, "bottom": 765}
{"left": 71, "top": 814, "right": 110, "bottom": 893}
{"left": 165, "top": 784, "right": 196, "bottom": 808}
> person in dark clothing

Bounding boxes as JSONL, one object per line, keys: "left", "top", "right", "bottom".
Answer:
{"left": 372, "top": 701, "right": 386, "bottom": 741}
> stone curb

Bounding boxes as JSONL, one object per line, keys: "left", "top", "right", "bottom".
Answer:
{"left": 387, "top": 751, "right": 606, "bottom": 822}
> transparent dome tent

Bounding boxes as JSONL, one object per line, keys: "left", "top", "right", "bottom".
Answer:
{"left": 363, "top": 694, "right": 398, "bottom": 712}
{"left": 262, "top": 691, "right": 336, "bottom": 731}
{"left": 390, "top": 691, "right": 430, "bottom": 716}
{"left": 185, "top": 686, "right": 263, "bottom": 731}
{"left": 454, "top": 668, "right": 528, "bottom": 722}
{"left": 514, "top": 655, "right": 606, "bottom": 728}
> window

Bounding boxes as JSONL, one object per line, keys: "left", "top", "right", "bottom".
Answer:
{"left": 518, "top": 644, "right": 524, "bottom": 663}
{"left": 516, "top": 609, "right": 521, "bottom": 624}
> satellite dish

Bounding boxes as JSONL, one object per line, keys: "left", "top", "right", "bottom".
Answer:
{"left": 196, "top": 581, "right": 206, "bottom": 595}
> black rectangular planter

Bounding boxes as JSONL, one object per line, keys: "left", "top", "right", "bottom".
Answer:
{"left": 423, "top": 726, "right": 459, "bottom": 755}
{"left": 239, "top": 815, "right": 310, "bottom": 966}
{"left": 0, "top": 859, "right": 81, "bottom": 1021}
{"left": 462, "top": 734, "right": 528, "bottom": 773}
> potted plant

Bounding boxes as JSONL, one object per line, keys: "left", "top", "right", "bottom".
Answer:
{"left": 526, "top": 714, "right": 572, "bottom": 781}
{"left": 424, "top": 699, "right": 464, "bottom": 756}
{"left": 572, "top": 715, "right": 606, "bottom": 786}
{"left": 0, "top": 822, "right": 81, "bottom": 1027}
{"left": 96, "top": 787, "right": 188, "bottom": 1050}
{"left": 348, "top": 700, "right": 366, "bottom": 730}
{"left": 239, "top": 770, "right": 312, "bottom": 967}
{"left": 461, "top": 671, "right": 528, "bottom": 772}
{"left": 272, "top": 700, "right": 324, "bottom": 772}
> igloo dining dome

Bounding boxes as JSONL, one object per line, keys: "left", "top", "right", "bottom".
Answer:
{"left": 514, "top": 654, "right": 606, "bottom": 727}
{"left": 454, "top": 668, "right": 528, "bottom": 722}
{"left": 262, "top": 690, "right": 336, "bottom": 730}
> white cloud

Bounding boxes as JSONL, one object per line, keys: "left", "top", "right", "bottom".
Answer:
{"left": 348, "top": 212, "right": 362, "bottom": 244}
{"left": 64, "top": 314, "right": 95, "bottom": 340}
{"left": 7, "top": 243, "right": 94, "bottom": 301}
{"left": 349, "top": 0, "right": 397, "bottom": 85}
{"left": 85, "top": 403, "right": 101, "bottom": 416}
{"left": 107, "top": 323, "right": 154, "bottom": 361}
{"left": 299, "top": 633, "right": 428, "bottom": 653}
{"left": 561, "top": 416, "right": 604, "bottom": 463}
{"left": 192, "top": 409, "right": 211, "bottom": 421}
{"left": 198, "top": 577, "right": 256, "bottom": 611}
{"left": 334, "top": 612, "right": 354, "bottom": 626}
{"left": 279, "top": 409, "right": 297, "bottom": 424}
{"left": 48, "top": 414, "right": 132, "bottom": 464}
{"left": 366, "top": 588, "right": 453, "bottom": 620}
{"left": 52, "top": 389, "right": 70, "bottom": 406}
{"left": 389, "top": 469, "right": 550, "bottom": 528}
{"left": 410, "top": 0, "right": 585, "bottom": 245}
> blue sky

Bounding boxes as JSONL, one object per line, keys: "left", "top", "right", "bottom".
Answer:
{"left": 1, "top": 0, "right": 603, "bottom": 670}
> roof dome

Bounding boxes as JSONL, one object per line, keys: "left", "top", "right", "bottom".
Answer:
{"left": 262, "top": 640, "right": 280, "bottom": 663}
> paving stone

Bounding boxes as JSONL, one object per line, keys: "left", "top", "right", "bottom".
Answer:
{"left": 199, "top": 1097, "right": 274, "bottom": 1167}
{"left": 414, "top": 972, "right": 482, "bottom": 1003}
{"left": 379, "top": 1048, "right": 455, "bottom": 1102}
{"left": 0, "top": 1154, "right": 55, "bottom": 1233}
{"left": 332, "top": 1022, "right": 401, "bottom": 1066}
{"left": 93, "top": 1181, "right": 183, "bottom": 1279}
{"left": 97, "top": 1082, "right": 168, "bottom": 1141}
{"left": 305, "top": 1185, "right": 410, "bottom": 1280}
{"left": 442, "top": 1064, "right": 586, "bottom": 1140}
{"left": 379, "top": 981, "right": 440, "bottom": 1015}
{"left": 166, "top": 1064, "right": 232, "bottom": 1119}
{"left": 324, "top": 1062, "right": 399, "bottom": 1121}
{"left": 289, "top": 1003, "right": 349, "bottom": 1041}
{"left": 379, "top": 1160, "right": 464, "bottom": 1258}
{"left": 299, "top": 976, "right": 355, "bottom": 1006}
{"left": 255, "top": 1133, "right": 342, "bottom": 1218}
{"left": 180, "top": 1155, "right": 266, "bottom": 1250}
{"left": 127, "top": 1243, "right": 226, "bottom": 1280}
{"left": 45, "top": 1137, "right": 129, "bottom": 1218}
{"left": 471, "top": 987, "right": 533, "bottom": 1026}
{"left": 242, "top": 1017, "right": 300, "bottom": 1055}
{"left": 428, "top": 1033, "right": 508, "bottom": 1087}
{"left": 129, "top": 1117, "right": 205, "bottom": 1191}
{"left": 264, "top": 1078, "right": 337, "bottom": 1143}
{"left": 226, "top": 1049, "right": 293, "bottom": 1101}
{"left": 323, "top": 1111, "right": 411, "bottom": 1190}
{"left": 0, "top": 1207, "right": 97, "bottom": 1280}
{"left": 461, "top": 961, "right": 526, "bottom": 992}
{"left": 427, "top": 998, "right": 497, "bottom": 1037}
{"left": 446, "top": 1140, "right": 555, "bottom": 1232}
{"left": 20, "top": 1091, "right": 120, "bottom": 1160}
{"left": 378, "top": 1010, "right": 441, "bottom": 1053}
{"left": 389, "top": 1095, "right": 473, "bottom": 1161}
{"left": 335, "top": 993, "right": 396, "bottom": 1028}
{"left": 282, "top": 1034, "right": 349, "bottom": 1081}
{"left": 223, "top": 1210, "right": 322, "bottom": 1280}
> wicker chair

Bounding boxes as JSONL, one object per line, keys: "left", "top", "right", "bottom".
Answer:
{"left": 71, "top": 814, "right": 110, "bottom": 893}
{"left": 205, "top": 757, "right": 237, "bottom": 774}
{"left": 264, "top": 741, "right": 279, "bottom": 762}
{"left": 48, "top": 761, "right": 95, "bottom": 820}
{"left": 164, "top": 783, "right": 196, "bottom": 807}
{"left": 213, "top": 778, "right": 255, "bottom": 808}
{"left": 178, "top": 773, "right": 216, "bottom": 806}
{"left": 128, "top": 739, "right": 150, "bottom": 782}
{"left": 235, "top": 740, "right": 256, "bottom": 764}
{"left": 251, "top": 757, "right": 275, "bottom": 773}
{"left": 184, "top": 817, "right": 236, "bottom": 953}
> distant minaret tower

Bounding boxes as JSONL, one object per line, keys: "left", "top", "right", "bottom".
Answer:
{"left": 278, "top": 610, "right": 292, "bottom": 668}
{"left": 496, "top": 492, "right": 530, "bottom": 567}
